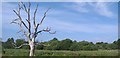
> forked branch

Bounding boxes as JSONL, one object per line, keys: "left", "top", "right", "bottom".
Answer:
{"left": 35, "top": 8, "right": 51, "bottom": 33}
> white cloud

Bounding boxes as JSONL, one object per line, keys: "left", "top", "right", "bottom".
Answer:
{"left": 70, "top": 2, "right": 89, "bottom": 13}
{"left": 43, "top": 19, "right": 117, "bottom": 34}
{"left": 65, "top": 2, "right": 115, "bottom": 18}
{"left": 2, "top": 2, "right": 117, "bottom": 34}
{"left": 89, "top": 2, "right": 114, "bottom": 18}
{"left": 72, "top": 0, "right": 119, "bottom": 2}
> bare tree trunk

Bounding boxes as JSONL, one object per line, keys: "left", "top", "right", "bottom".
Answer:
{"left": 29, "top": 41, "right": 35, "bottom": 56}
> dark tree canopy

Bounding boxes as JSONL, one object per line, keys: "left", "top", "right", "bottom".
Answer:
{"left": 2, "top": 38, "right": 119, "bottom": 51}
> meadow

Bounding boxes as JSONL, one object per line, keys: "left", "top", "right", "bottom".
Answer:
{"left": 2, "top": 49, "right": 118, "bottom": 56}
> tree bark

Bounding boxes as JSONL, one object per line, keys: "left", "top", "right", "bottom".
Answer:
{"left": 29, "top": 41, "right": 35, "bottom": 56}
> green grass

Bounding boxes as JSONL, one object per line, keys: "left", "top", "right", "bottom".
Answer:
{"left": 2, "top": 49, "right": 118, "bottom": 56}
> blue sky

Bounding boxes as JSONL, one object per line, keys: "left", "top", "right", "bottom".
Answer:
{"left": 2, "top": 2, "right": 118, "bottom": 43}
{"left": 1, "top": 0, "right": 119, "bottom": 2}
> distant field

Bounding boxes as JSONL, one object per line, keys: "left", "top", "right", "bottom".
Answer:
{"left": 2, "top": 49, "right": 118, "bottom": 56}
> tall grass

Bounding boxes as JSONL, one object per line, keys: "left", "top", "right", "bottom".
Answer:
{"left": 3, "top": 49, "right": 118, "bottom": 56}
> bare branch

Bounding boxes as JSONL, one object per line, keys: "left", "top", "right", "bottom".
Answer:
{"left": 26, "top": 19, "right": 29, "bottom": 23}
{"left": 32, "top": 27, "right": 56, "bottom": 39}
{"left": 48, "top": 31, "right": 56, "bottom": 34}
{"left": 10, "top": 18, "right": 19, "bottom": 24}
{"left": 27, "top": 2, "right": 31, "bottom": 39}
{"left": 13, "top": 18, "right": 19, "bottom": 22}
{"left": 21, "top": 2, "right": 28, "bottom": 13}
{"left": 28, "top": 2, "right": 31, "bottom": 12}
{"left": 13, "top": 10, "right": 28, "bottom": 29}
{"left": 36, "top": 30, "right": 42, "bottom": 34}
{"left": 33, "top": 8, "right": 51, "bottom": 38}
{"left": 39, "top": 8, "right": 51, "bottom": 25}
{"left": 17, "top": 22, "right": 31, "bottom": 42}
{"left": 11, "top": 19, "right": 29, "bottom": 41}
{"left": 33, "top": 4, "right": 39, "bottom": 28}
{"left": 10, "top": 21, "right": 18, "bottom": 24}
{"left": 42, "top": 27, "right": 56, "bottom": 34}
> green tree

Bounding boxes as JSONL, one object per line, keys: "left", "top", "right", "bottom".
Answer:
{"left": 70, "top": 42, "right": 80, "bottom": 51}
{"left": 57, "top": 39, "right": 73, "bottom": 50}
{"left": 96, "top": 42, "right": 104, "bottom": 49}
{"left": 78, "top": 41, "right": 98, "bottom": 50}
{"left": 16, "top": 39, "right": 25, "bottom": 47}
{"left": 3, "top": 38, "right": 15, "bottom": 49}
{"left": 45, "top": 38, "right": 60, "bottom": 50}
{"left": 108, "top": 43, "right": 117, "bottom": 50}
{"left": 117, "top": 39, "right": 120, "bottom": 49}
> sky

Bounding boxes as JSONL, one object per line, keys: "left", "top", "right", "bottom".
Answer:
{"left": 0, "top": 2, "right": 2, "bottom": 38}
{"left": 1, "top": 2, "right": 118, "bottom": 43}
{"left": 1, "top": 0, "right": 119, "bottom": 2}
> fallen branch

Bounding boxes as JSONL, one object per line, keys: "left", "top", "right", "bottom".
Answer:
{"left": 12, "top": 43, "right": 29, "bottom": 49}
{"left": 35, "top": 43, "right": 50, "bottom": 46}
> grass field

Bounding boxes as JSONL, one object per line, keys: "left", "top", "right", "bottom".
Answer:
{"left": 2, "top": 49, "right": 118, "bottom": 56}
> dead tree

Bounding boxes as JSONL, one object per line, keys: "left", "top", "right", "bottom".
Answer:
{"left": 11, "top": 2, "right": 56, "bottom": 56}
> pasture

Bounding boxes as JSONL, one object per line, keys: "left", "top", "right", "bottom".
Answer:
{"left": 2, "top": 49, "right": 118, "bottom": 56}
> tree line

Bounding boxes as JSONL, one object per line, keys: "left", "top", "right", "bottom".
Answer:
{"left": 2, "top": 38, "right": 120, "bottom": 51}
